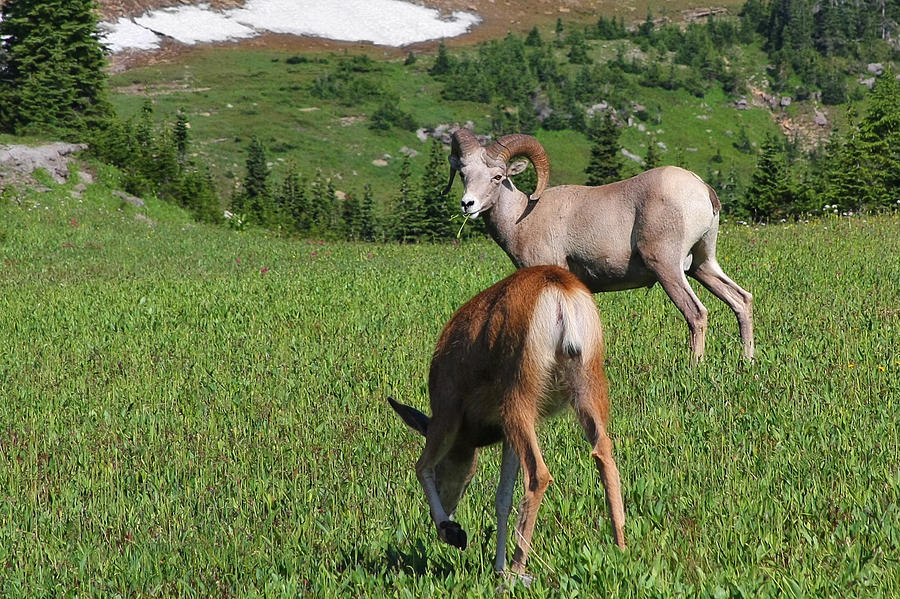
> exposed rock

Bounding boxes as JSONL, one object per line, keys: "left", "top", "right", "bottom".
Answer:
{"left": 399, "top": 146, "right": 420, "bottom": 158}
{"left": 621, "top": 148, "right": 644, "bottom": 165}
{"left": 780, "top": 96, "right": 791, "bottom": 107}
{"left": 734, "top": 98, "right": 749, "bottom": 110}
{"left": 814, "top": 111, "right": 828, "bottom": 127}
{"left": 134, "top": 213, "right": 156, "bottom": 227}
{"left": 0, "top": 142, "right": 87, "bottom": 183}
{"left": 112, "top": 189, "right": 146, "bottom": 207}
{"left": 372, "top": 159, "right": 389, "bottom": 167}
{"left": 867, "top": 63, "right": 884, "bottom": 76}
{"left": 860, "top": 77, "right": 876, "bottom": 89}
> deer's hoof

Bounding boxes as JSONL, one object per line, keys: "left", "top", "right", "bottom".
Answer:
{"left": 438, "top": 520, "right": 467, "bottom": 550}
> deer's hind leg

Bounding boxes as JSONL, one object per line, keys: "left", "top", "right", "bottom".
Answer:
{"left": 569, "top": 357, "right": 626, "bottom": 549}
{"left": 504, "top": 405, "right": 553, "bottom": 575}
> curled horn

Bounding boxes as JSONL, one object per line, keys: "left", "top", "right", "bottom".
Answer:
{"left": 485, "top": 134, "right": 550, "bottom": 201}
{"left": 442, "top": 128, "right": 483, "bottom": 195}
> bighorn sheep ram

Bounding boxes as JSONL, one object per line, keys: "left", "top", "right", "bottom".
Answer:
{"left": 444, "top": 129, "right": 754, "bottom": 364}
{"left": 389, "top": 265, "right": 625, "bottom": 579}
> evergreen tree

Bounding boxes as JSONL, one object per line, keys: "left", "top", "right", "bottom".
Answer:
{"left": 342, "top": 191, "right": 362, "bottom": 240}
{"left": 176, "top": 165, "right": 221, "bottom": 224}
{"left": 0, "top": 0, "right": 111, "bottom": 135}
{"left": 859, "top": 71, "right": 900, "bottom": 205}
{"left": 277, "top": 165, "right": 311, "bottom": 234}
{"left": 745, "top": 134, "right": 793, "bottom": 219}
{"left": 429, "top": 42, "right": 454, "bottom": 76}
{"left": 645, "top": 137, "right": 660, "bottom": 169}
{"left": 567, "top": 30, "right": 591, "bottom": 64}
{"left": 555, "top": 18, "right": 565, "bottom": 46}
{"left": 393, "top": 154, "right": 424, "bottom": 242}
{"left": 820, "top": 107, "right": 887, "bottom": 211}
{"left": 420, "top": 140, "right": 452, "bottom": 240}
{"left": 239, "top": 137, "right": 274, "bottom": 226}
{"left": 585, "top": 113, "right": 624, "bottom": 185}
{"left": 174, "top": 108, "right": 190, "bottom": 166}
{"left": 525, "top": 26, "right": 543, "bottom": 47}
{"left": 358, "top": 184, "right": 377, "bottom": 241}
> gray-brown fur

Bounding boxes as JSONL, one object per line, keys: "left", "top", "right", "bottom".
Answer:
{"left": 446, "top": 130, "right": 754, "bottom": 363}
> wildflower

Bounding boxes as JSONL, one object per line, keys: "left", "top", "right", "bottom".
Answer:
{"left": 878, "top": 366, "right": 886, "bottom": 372}
{"left": 848, "top": 363, "right": 855, "bottom": 368}
{"left": 260, "top": 267, "right": 269, "bottom": 274}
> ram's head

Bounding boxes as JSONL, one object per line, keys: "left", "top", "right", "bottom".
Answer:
{"left": 443, "top": 129, "right": 550, "bottom": 217}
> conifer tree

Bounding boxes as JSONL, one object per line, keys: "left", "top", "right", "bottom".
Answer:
{"left": 645, "top": 137, "right": 660, "bottom": 169}
{"left": 277, "top": 165, "right": 311, "bottom": 234}
{"left": 342, "top": 191, "right": 361, "bottom": 240}
{"left": 745, "top": 134, "right": 792, "bottom": 219}
{"left": 585, "top": 113, "right": 624, "bottom": 185}
{"left": 358, "top": 184, "right": 377, "bottom": 241}
{"left": 174, "top": 108, "right": 190, "bottom": 166}
{"left": 176, "top": 165, "right": 221, "bottom": 224}
{"left": 567, "top": 30, "right": 591, "bottom": 64}
{"left": 238, "top": 137, "right": 274, "bottom": 226}
{"left": 420, "top": 140, "right": 452, "bottom": 240}
{"left": 429, "top": 42, "right": 454, "bottom": 76}
{"left": 525, "top": 26, "right": 543, "bottom": 47}
{"left": 0, "top": 0, "right": 111, "bottom": 135}
{"left": 393, "top": 154, "right": 424, "bottom": 242}
{"left": 859, "top": 72, "right": 900, "bottom": 205}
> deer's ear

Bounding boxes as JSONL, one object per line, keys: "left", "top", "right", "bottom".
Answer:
{"left": 388, "top": 397, "right": 429, "bottom": 436}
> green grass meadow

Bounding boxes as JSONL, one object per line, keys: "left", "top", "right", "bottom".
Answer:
{"left": 1, "top": 175, "right": 899, "bottom": 597}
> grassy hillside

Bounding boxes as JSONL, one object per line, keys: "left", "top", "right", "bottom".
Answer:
{"left": 1, "top": 155, "right": 898, "bottom": 596}
{"left": 106, "top": 33, "right": 783, "bottom": 210}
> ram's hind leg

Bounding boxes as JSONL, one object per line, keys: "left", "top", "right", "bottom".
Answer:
{"left": 691, "top": 258, "right": 754, "bottom": 360}
{"left": 649, "top": 261, "right": 709, "bottom": 365}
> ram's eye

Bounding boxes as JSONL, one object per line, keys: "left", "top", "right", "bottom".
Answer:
{"left": 493, "top": 174, "right": 503, "bottom": 182}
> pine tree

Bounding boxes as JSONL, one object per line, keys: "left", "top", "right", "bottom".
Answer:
{"left": 358, "top": 184, "right": 377, "bottom": 241}
{"left": 429, "top": 42, "right": 454, "bottom": 76}
{"left": 645, "top": 137, "right": 660, "bottom": 169}
{"left": 525, "top": 26, "right": 542, "bottom": 47}
{"left": 342, "top": 191, "right": 361, "bottom": 240}
{"left": 420, "top": 140, "right": 452, "bottom": 240}
{"left": 585, "top": 113, "right": 624, "bottom": 185}
{"left": 176, "top": 165, "right": 221, "bottom": 224}
{"left": 859, "top": 72, "right": 900, "bottom": 205}
{"left": 745, "top": 134, "right": 792, "bottom": 219}
{"left": 174, "top": 108, "right": 190, "bottom": 166}
{"left": 0, "top": 0, "right": 111, "bottom": 135}
{"left": 239, "top": 137, "right": 274, "bottom": 226}
{"left": 393, "top": 154, "right": 424, "bottom": 242}
{"left": 567, "top": 30, "right": 591, "bottom": 64}
{"left": 277, "top": 165, "right": 311, "bottom": 234}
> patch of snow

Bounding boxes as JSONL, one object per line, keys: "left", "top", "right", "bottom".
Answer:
{"left": 133, "top": 4, "right": 256, "bottom": 46}
{"left": 101, "top": 0, "right": 481, "bottom": 52}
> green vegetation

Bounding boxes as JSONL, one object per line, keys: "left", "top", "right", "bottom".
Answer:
{"left": 1, "top": 157, "right": 898, "bottom": 597}
{"left": 0, "top": 0, "right": 111, "bottom": 135}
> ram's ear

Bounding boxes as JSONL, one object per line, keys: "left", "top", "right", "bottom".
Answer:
{"left": 507, "top": 160, "right": 528, "bottom": 176}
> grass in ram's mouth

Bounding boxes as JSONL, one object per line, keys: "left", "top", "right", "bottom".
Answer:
{"left": 1, "top": 182, "right": 898, "bottom": 597}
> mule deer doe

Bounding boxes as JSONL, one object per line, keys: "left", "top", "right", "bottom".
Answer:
{"left": 389, "top": 265, "right": 625, "bottom": 580}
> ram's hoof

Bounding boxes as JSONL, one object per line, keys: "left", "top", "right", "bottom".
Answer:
{"left": 438, "top": 520, "right": 467, "bottom": 550}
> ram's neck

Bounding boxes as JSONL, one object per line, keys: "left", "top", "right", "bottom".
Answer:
{"left": 483, "top": 185, "right": 532, "bottom": 268}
